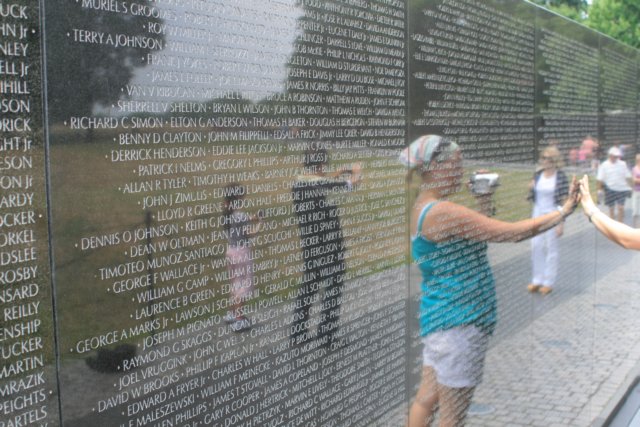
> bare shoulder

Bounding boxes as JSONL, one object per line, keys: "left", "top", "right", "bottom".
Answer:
{"left": 421, "top": 201, "right": 478, "bottom": 241}
{"left": 425, "top": 201, "right": 477, "bottom": 221}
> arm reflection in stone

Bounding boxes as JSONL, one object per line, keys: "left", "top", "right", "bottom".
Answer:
{"left": 580, "top": 174, "right": 640, "bottom": 250}
{"left": 289, "top": 142, "right": 362, "bottom": 348}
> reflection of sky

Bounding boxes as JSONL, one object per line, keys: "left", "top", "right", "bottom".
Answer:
{"left": 126, "top": 0, "right": 302, "bottom": 104}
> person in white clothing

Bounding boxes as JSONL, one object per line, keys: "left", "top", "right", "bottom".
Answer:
{"left": 527, "top": 146, "right": 569, "bottom": 295}
{"left": 597, "top": 146, "right": 631, "bottom": 223}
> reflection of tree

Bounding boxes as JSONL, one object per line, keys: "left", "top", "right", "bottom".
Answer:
{"left": 190, "top": 95, "right": 253, "bottom": 119}
{"left": 588, "top": 0, "right": 640, "bottom": 49}
{"left": 530, "top": 0, "right": 588, "bottom": 21}
{"left": 45, "top": 2, "right": 164, "bottom": 123}
{"left": 280, "top": 3, "right": 336, "bottom": 127}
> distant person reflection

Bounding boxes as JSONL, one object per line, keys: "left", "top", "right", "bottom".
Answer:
{"left": 597, "top": 146, "right": 631, "bottom": 223}
{"left": 290, "top": 142, "right": 361, "bottom": 347}
{"left": 527, "top": 146, "right": 569, "bottom": 295}
{"left": 579, "top": 134, "right": 599, "bottom": 171}
{"left": 402, "top": 135, "right": 578, "bottom": 427}
{"left": 580, "top": 175, "right": 640, "bottom": 250}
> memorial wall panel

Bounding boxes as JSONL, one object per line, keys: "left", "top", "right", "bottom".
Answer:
{"left": 409, "top": 0, "right": 536, "bottom": 162}
{"left": 43, "top": 0, "right": 409, "bottom": 426}
{"left": 0, "top": 1, "right": 59, "bottom": 426}
{"left": 0, "top": 0, "right": 639, "bottom": 426}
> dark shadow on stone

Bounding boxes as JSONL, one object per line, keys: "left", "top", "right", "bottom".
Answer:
{"left": 85, "top": 344, "right": 136, "bottom": 373}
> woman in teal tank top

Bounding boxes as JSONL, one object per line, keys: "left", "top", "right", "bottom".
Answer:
{"left": 402, "top": 135, "right": 578, "bottom": 427}
{"left": 413, "top": 203, "right": 497, "bottom": 337}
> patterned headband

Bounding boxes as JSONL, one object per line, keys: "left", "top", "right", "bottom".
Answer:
{"left": 399, "top": 135, "right": 459, "bottom": 169}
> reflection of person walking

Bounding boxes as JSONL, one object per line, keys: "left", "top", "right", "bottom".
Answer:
{"left": 290, "top": 143, "right": 361, "bottom": 347}
{"left": 527, "top": 147, "right": 569, "bottom": 296}
{"left": 597, "top": 147, "right": 631, "bottom": 223}
{"left": 222, "top": 183, "right": 261, "bottom": 333}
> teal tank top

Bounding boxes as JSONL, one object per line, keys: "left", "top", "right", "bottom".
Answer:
{"left": 412, "top": 202, "right": 497, "bottom": 336}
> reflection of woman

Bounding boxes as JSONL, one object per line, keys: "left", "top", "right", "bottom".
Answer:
{"left": 580, "top": 175, "right": 640, "bottom": 250}
{"left": 402, "top": 136, "right": 577, "bottom": 427}
{"left": 527, "top": 147, "right": 569, "bottom": 295}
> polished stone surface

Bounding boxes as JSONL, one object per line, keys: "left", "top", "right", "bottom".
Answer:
{"left": 2, "top": 0, "right": 640, "bottom": 425}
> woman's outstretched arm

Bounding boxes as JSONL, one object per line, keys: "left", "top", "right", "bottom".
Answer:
{"left": 420, "top": 177, "right": 579, "bottom": 244}
{"left": 579, "top": 175, "right": 640, "bottom": 250}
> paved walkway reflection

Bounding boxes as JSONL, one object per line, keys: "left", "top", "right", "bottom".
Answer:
{"left": 409, "top": 212, "right": 640, "bottom": 426}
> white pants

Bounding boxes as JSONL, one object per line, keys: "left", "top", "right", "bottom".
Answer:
{"left": 531, "top": 226, "right": 558, "bottom": 287}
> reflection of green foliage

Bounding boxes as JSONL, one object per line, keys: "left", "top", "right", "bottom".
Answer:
{"left": 46, "top": 1, "right": 165, "bottom": 122}
{"left": 531, "top": 0, "right": 588, "bottom": 21}
{"left": 588, "top": 0, "right": 640, "bottom": 49}
{"left": 546, "top": 4, "right": 587, "bottom": 21}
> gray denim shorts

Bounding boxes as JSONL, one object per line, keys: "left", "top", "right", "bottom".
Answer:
{"left": 422, "top": 325, "right": 490, "bottom": 388}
